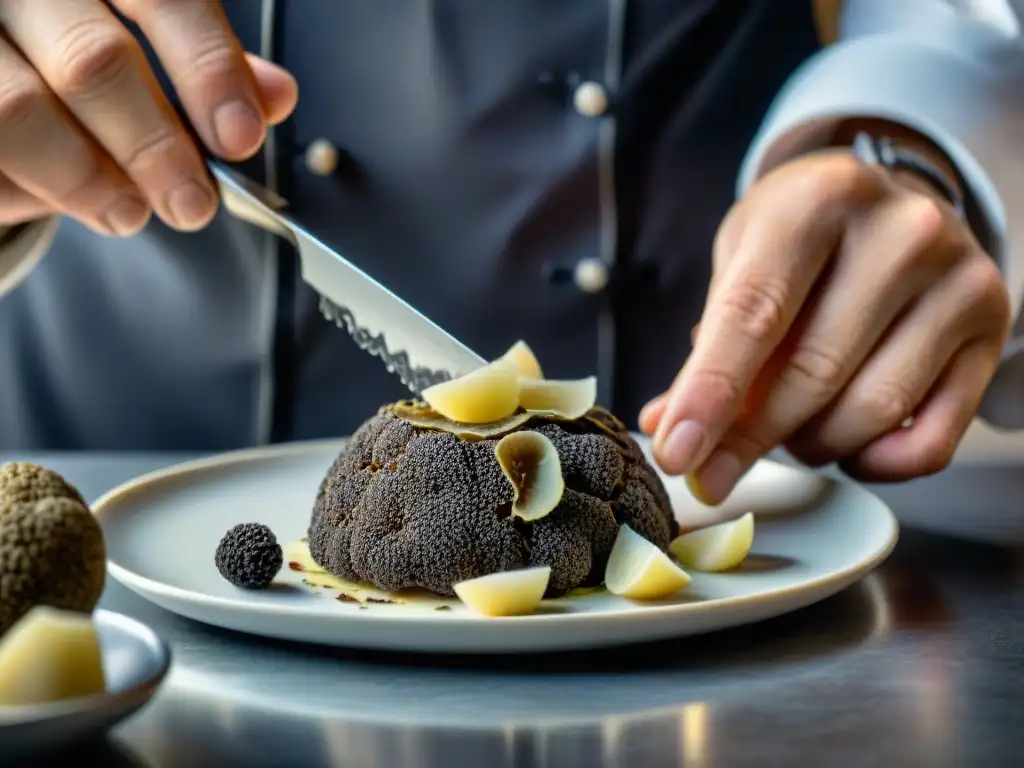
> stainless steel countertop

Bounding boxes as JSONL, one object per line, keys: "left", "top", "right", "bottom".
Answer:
{"left": 9, "top": 452, "right": 1024, "bottom": 768}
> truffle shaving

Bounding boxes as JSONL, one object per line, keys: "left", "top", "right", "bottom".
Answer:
{"left": 495, "top": 431, "right": 565, "bottom": 522}
{"left": 500, "top": 340, "right": 544, "bottom": 380}
{"left": 518, "top": 376, "right": 598, "bottom": 420}
{"left": 389, "top": 401, "right": 537, "bottom": 440}
{"left": 420, "top": 358, "right": 520, "bottom": 424}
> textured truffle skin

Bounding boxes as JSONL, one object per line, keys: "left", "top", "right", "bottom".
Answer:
{"left": 0, "top": 462, "right": 87, "bottom": 507}
{"left": 215, "top": 523, "right": 284, "bottom": 589}
{"left": 0, "top": 496, "right": 106, "bottom": 637}
{"left": 310, "top": 406, "right": 677, "bottom": 597}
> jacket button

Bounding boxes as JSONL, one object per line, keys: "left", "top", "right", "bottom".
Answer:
{"left": 572, "top": 81, "right": 608, "bottom": 117}
{"left": 305, "top": 139, "right": 339, "bottom": 176}
{"left": 574, "top": 257, "right": 609, "bottom": 293}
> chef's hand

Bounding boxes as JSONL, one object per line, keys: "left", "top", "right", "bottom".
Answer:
{"left": 640, "top": 144, "right": 1011, "bottom": 505}
{"left": 0, "top": 0, "right": 297, "bottom": 235}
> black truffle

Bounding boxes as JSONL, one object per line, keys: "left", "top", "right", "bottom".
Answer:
{"left": 0, "top": 463, "right": 106, "bottom": 637}
{"left": 309, "top": 405, "right": 677, "bottom": 598}
{"left": 215, "top": 523, "right": 284, "bottom": 590}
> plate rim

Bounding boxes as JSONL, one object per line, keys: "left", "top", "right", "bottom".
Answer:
{"left": 0, "top": 608, "right": 171, "bottom": 727}
{"left": 94, "top": 438, "right": 900, "bottom": 631}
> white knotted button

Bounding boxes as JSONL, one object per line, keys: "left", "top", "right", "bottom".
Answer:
{"left": 305, "top": 138, "right": 339, "bottom": 176}
{"left": 572, "top": 81, "right": 608, "bottom": 117}
{"left": 573, "top": 258, "right": 609, "bottom": 294}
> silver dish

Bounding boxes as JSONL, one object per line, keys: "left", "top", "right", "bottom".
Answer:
{"left": 0, "top": 609, "right": 170, "bottom": 763}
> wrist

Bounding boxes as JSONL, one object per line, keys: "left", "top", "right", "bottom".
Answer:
{"left": 831, "top": 119, "right": 965, "bottom": 193}
{"left": 833, "top": 120, "right": 968, "bottom": 221}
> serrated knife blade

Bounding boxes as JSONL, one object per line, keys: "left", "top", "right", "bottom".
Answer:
{"left": 208, "top": 160, "right": 487, "bottom": 394}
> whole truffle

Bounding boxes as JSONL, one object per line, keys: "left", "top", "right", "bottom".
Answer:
{"left": 215, "top": 523, "right": 284, "bottom": 590}
{"left": 0, "top": 495, "right": 107, "bottom": 637}
{"left": 309, "top": 406, "right": 677, "bottom": 597}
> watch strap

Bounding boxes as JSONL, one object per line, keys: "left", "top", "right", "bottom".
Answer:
{"left": 852, "top": 131, "right": 966, "bottom": 219}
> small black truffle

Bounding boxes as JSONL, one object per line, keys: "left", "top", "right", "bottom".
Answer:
{"left": 215, "top": 523, "right": 283, "bottom": 590}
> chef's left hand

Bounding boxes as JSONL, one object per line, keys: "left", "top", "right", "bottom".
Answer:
{"left": 640, "top": 147, "right": 1011, "bottom": 505}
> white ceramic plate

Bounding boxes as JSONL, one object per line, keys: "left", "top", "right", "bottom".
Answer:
{"left": 95, "top": 437, "right": 898, "bottom": 654}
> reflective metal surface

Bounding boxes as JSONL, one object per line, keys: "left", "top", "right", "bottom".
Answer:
{"left": 7, "top": 453, "right": 1022, "bottom": 768}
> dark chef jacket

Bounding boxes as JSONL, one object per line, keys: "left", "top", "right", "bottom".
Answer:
{"left": 0, "top": 0, "right": 1020, "bottom": 452}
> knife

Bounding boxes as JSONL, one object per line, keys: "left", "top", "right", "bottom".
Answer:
{"left": 207, "top": 160, "right": 487, "bottom": 395}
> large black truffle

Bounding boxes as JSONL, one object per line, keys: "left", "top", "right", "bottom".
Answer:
{"left": 309, "top": 405, "right": 678, "bottom": 597}
{"left": 0, "top": 463, "right": 106, "bottom": 637}
{"left": 215, "top": 523, "right": 284, "bottom": 590}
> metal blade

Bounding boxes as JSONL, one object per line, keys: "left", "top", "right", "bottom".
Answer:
{"left": 209, "top": 162, "right": 487, "bottom": 394}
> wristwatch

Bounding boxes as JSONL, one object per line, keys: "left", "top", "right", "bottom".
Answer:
{"left": 851, "top": 131, "right": 966, "bottom": 219}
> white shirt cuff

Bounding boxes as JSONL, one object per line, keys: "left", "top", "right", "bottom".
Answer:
{"left": 737, "top": 31, "right": 1022, "bottom": 322}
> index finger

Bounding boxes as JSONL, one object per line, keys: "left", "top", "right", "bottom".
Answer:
{"left": 112, "top": 0, "right": 266, "bottom": 160}
{"left": 652, "top": 201, "right": 840, "bottom": 476}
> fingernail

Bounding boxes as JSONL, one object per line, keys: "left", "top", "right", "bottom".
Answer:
{"left": 104, "top": 195, "right": 149, "bottom": 236}
{"left": 663, "top": 420, "right": 707, "bottom": 474}
{"left": 694, "top": 450, "right": 745, "bottom": 505}
{"left": 212, "top": 100, "right": 265, "bottom": 156}
{"left": 167, "top": 181, "right": 217, "bottom": 230}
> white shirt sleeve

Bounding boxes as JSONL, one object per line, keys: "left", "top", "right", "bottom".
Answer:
{"left": 739, "top": 0, "right": 1024, "bottom": 325}
{"left": 0, "top": 217, "right": 60, "bottom": 299}
{"left": 744, "top": 1, "right": 1024, "bottom": 545}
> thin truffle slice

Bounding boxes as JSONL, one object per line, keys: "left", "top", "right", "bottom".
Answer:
{"left": 389, "top": 401, "right": 536, "bottom": 441}
{"left": 495, "top": 431, "right": 565, "bottom": 521}
{"left": 517, "top": 376, "right": 598, "bottom": 420}
{"left": 500, "top": 340, "right": 544, "bottom": 380}
{"left": 420, "top": 359, "right": 520, "bottom": 424}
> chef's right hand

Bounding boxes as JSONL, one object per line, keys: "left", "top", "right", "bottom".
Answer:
{"left": 0, "top": 0, "right": 298, "bottom": 236}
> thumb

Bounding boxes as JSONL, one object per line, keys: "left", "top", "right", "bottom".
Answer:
{"left": 246, "top": 54, "right": 299, "bottom": 125}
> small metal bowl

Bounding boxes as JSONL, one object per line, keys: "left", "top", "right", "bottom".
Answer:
{"left": 0, "top": 609, "right": 170, "bottom": 763}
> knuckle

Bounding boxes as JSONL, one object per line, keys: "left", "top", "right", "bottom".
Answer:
{"left": 853, "top": 383, "right": 915, "bottom": 430}
{"left": 0, "top": 74, "right": 47, "bottom": 127}
{"left": 50, "top": 165, "right": 107, "bottom": 208}
{"left": 961, "top": 258, "right": 1009, "bottom": 312}
{"left": 885, "top": 195, "right": 949, "bottom": 272}
{"left": 51, "top": 20, "right": 136, "bottom": 98}
{"left": 804, "top": 154, "right": 877, "bottom": 208}
{"left": 719, "top": 281, "right": 788, "bottom": 344}
{"left": 119, "top": 129, "right": 183, "bottom": 174}
{"left": 688, "top": 367, "right": 747, "bottom": 414}
{"left": 782, "top": 342, "right": 848, "bottom": 396}
{"left": 903, "top": 194, "right": 947, "bottom": 250}
{"left": 183, "top": 36, "right": 243, "bottom": 84}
